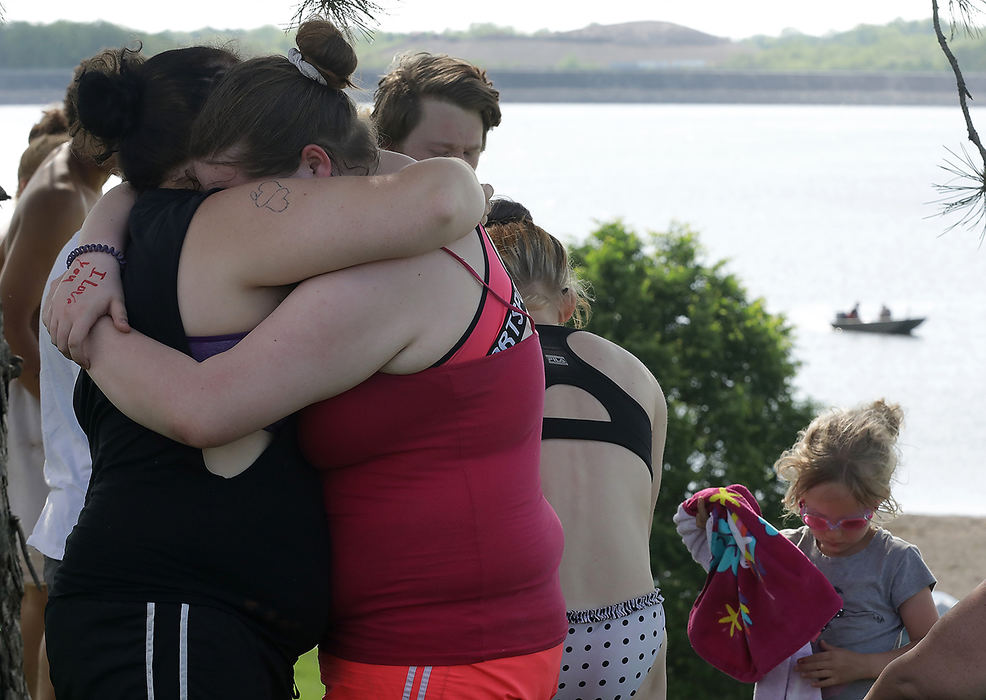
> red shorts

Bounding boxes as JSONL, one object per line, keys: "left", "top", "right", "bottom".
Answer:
{"left": 319, "top": 644, "right": 564, "bottom": 700}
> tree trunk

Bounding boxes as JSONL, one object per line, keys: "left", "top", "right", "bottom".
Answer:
{"left": 0, "top": 303, "right": 30, "bottom": 700}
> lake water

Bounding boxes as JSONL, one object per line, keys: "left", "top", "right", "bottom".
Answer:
{"left": 2, "top": 102, "right": 984, "bottom": 516}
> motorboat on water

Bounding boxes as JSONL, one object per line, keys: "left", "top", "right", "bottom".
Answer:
{"left": 831, "top": 313, "right": 925, "bottom": 334}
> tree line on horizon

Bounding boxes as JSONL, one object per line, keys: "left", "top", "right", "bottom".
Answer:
{"left": 0, "top": 17, "right": 984, "bottom": 73}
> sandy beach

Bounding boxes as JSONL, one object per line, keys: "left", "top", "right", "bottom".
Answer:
{"left": 884, "top": 514, "right": 985, "bottom": 600}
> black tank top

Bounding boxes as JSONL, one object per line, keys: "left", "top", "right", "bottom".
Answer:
{"left": 58, "top": 188, "right": 331, "bottom": 657}
{"left": 539, "top": 324, "right": 653, "bottom": 478}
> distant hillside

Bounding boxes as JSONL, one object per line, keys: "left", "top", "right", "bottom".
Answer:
{"left": 357, "top": 21, "right": 752, "bottom": 72}
{"left": 555, "top": 22, "right": 723, "bottom": 45}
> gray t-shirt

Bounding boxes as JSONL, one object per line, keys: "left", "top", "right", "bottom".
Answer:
{"left": 781, "top": 526, "right": 936, "bottom": 700}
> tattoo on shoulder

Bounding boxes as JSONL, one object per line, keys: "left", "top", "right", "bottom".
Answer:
{"left": 250, "top": 180, "right": 291, "bottom": 213}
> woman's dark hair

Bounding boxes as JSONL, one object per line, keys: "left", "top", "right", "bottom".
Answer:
{"left": 189, "top": 19, "right": 378, "bottom": 179}
{"left": 487, "top": 199, "right": 534, "bottom": 226}
{"left": 71, "top": 45, "right": 240, "bottom": 192}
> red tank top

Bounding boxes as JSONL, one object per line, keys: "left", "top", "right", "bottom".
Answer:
{"left": 297, "top": 228, "right": 566, "bottom": 665}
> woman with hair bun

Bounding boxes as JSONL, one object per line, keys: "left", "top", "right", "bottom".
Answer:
{"left": 484, "top": 200, "right": 670, "bottom": 700}
{"left": 47, "top": 18, "right": 565, "bottom": 700}
{"left": 43, "top": 22, "right": 489, "bottom": 700}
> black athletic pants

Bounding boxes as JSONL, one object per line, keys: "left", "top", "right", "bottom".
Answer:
{"left": 46, "top": 597, "right": 296, "bottom": 699}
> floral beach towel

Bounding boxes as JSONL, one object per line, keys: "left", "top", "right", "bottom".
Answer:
{"left": 682, "top": 484, "right": 842, "bottom": 683}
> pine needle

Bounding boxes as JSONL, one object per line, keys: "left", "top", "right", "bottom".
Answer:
{"left": 289, "top": 0, "right": 388, "bottom": 39}
{"left": 932, "top": 146, "right": 986, "bottom": 237}
{"left": 948, "top": 0, "right": 984, "bottom": 36}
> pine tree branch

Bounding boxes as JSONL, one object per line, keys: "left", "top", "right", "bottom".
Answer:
{"left": 933, "top": 0, "right": 986, "bottom": 239}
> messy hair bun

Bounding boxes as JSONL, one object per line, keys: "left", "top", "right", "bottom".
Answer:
{"left": 67, "top": 48, "right": 143, "bottom": 164}
{"left": 295, "top": 19, "right": 357, "bottom": 91}
{"left": 28, "top": 107, "right": 69, "bottom": 141}
{"left": 189, "top": 17, "right": 377, "bottom": 180}
{"left": 68, "top": 44, "right": 238, "bottom": 191}
{"left": 487, "top": 199, "right": 534, "bottom": 227}
{"left": 868, "top": 399, "right": 903, "bottom": 439}
{"left": 76, "top": 62, "right": 143, "bottom": 144}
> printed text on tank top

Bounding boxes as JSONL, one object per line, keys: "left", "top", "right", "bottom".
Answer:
{"left": 433, "top": 226, "right": 532, "bottom": 366}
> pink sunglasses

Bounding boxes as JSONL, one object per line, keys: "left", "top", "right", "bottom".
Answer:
{"left": 799, "top": 500, "right": 873, "bottom": 531}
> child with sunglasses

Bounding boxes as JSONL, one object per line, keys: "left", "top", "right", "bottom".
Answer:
{"left": 676, "top": 399, "right": 937, "bottom": 699}
{"left": 773, "top": 399, "right": 938, "bottom": 700}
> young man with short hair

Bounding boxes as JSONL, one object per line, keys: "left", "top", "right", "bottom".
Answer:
{"left": 373, "top": 52, "right": 501, "bottom": 170}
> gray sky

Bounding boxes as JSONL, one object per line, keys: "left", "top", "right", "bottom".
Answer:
{"left": 3, "top": 0, "right": 940, "bottom": 39}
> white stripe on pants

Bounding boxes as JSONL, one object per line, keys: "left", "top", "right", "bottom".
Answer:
{"left": 144, "top": 602, "right": 190, "bottom": 700}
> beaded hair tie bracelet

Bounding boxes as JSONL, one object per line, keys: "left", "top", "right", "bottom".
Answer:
{"left": 65, "top": 243, "right": 126, "bottom": 269}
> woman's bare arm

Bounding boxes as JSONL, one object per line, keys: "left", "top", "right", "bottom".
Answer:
{"left": 45, "top": 157, "right": 485, "bottom": 362}
{"left": 190, "top": 156, "right": 484, "bottom": 287}
{"left": 865, "top": 581, "right": 986, "bottom": 700}
{"left": 82, "top": 251, "right": 448, "bottom": 447}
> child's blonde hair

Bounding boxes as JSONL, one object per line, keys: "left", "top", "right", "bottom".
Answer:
{"left": 774, "top": 399, "right": 903, "bottom": 518}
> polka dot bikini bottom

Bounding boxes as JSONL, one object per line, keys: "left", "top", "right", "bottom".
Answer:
{"left": 553, "top": 589, "right": 665, "bottom": 700}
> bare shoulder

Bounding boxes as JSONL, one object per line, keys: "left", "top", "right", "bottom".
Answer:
{"left": 21, "top": 176, "right": 90, "bottom": 213}
{"left": 375, "top": 149, "right": 416, "bottom": 174}
{"left": 563, "top": 329, "right": 657, "bottom": 380}
{"left": 6, "top": 186, "right": 85, "bottom": 248}
{"left": 562, "top": 329, "right": 664, "bottom": 413}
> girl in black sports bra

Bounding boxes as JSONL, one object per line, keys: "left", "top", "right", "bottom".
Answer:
{"left": 486, "top": 200, "right": 671, "bottom": 700}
